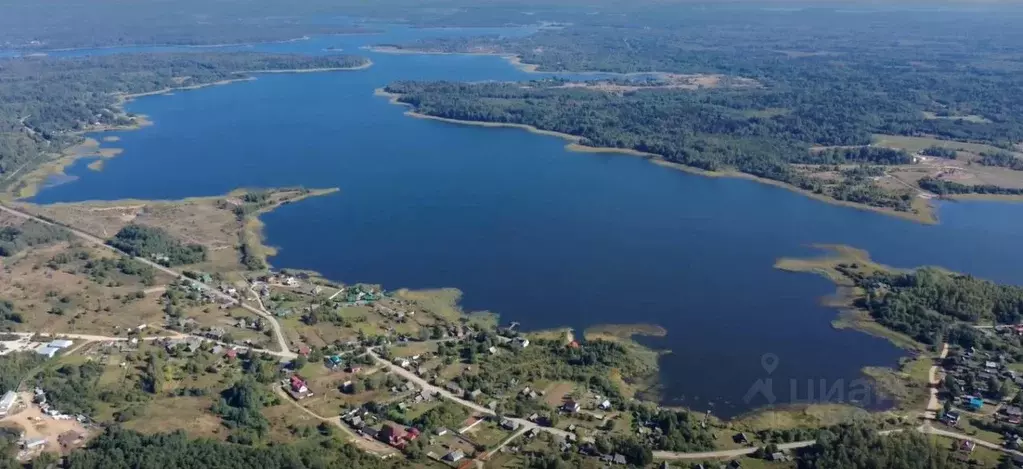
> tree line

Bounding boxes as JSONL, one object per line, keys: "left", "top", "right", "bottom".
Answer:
{"left": 0, "top": 52, "right": 368, "bottom": 192}
{"left": 386, "top": 80, "right": 921, "bottom": 211}
{"left": 61, "top": 427, "right": 406, "bottom": 469}
{"left": 797, "top": 425, "right": 971, "bottom": 469}
{"left": 841, "top": 265, "right": 1023, "bottom": 354}
{"left": 918, "top": 177, "right": 1023, "bottom": 196}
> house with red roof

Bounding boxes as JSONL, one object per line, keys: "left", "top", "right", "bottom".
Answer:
{"left": 379, "top": 423, "right": 408, "bottom": 447}
{"left": 285, "top": 375, "right": 312, "bottom": 400}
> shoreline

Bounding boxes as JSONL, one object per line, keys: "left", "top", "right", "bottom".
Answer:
{"left": 376, "top": 88, "right": 940, "bottom": 225}
{"left": 366, "top": 45, "right": 693, "bottom": 77}
{"left": 944, "top": 193, "right": 1023, "bottom": 202}
{"left": 7, "top": 63, "right": 372, "bottom": 200}
{"left": 20, "top": 31, "right": 381, "bottom": 54}
{"left": 245, "top": 188, "right": 341, "bottom": 268}
{"left": 772, "top": 244, "right": 937, "bottom": 412}
{"left": 16, "top": 186, "right": 339, "bottom": 212}
{"left": 238, "top": 60, "right": 374, "bottom": 74}
{"left": 773, "top": 244, "right": 923, "bottom": 352}
{"left": 365, "top": 45, "right": 539, "bottom": 73}
{"left": 7, "top": 138, "right": 129, "bottom": 199}
{"left": 11, "top": 187, "right": 339, "bottom": 272}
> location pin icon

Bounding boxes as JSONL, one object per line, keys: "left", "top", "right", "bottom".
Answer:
{"left": 761, "top": 353, "right": 779, "bottom": 375}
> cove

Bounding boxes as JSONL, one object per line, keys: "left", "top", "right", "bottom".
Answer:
{"left": 27, "top": 25, "right": 1023, "bottom": 418}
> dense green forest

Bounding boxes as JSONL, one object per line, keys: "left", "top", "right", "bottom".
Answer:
{"left": 797, "top": 425, "right": 967, "bottom": 469}
{"left": 0, "top": 0, "right": 380, "bottom": 49}
{"left": 839, "top": 265, "right": 1023, "bottom": 354}
{"left": 378, "top": 7, "right": 1023, "bottom": 208}
{"left": 63, "top": 427, "right": 405, "bottom": 469}
{"left": 1, "top": 0, "right": 615, "bottom": 49}
{"left": 34, "top": 361, "right": 106, "bottom": 415}
{"left": 0, "top": 52, "right": 367, "bottom": 191}
{"left": 0, "top": 351, "right": 45, "bottom": 392}
{"left": 386, "top": 80, "right": 924, "bottom": 211}
{"left": 396, "top": 9, "right": 1023, "bottom": 145}
{"left": 109, "top": 223, "right": 207, "bottom": 266}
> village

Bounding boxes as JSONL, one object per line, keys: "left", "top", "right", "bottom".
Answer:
{"left": 934, "top": 338, "right": 1023, "bottom": 466}
{"left": 9, "top": 252, "right": 1023, "bottom": 469}
{"left": 262, "top": 319, "right": 684, "bottom": 469}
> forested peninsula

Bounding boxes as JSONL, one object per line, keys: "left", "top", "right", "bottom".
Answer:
{"left": 776, "top": 245, "right": 1023, "bottom": 356}
{"left": 383, "top": 78, "right": 1023, "bottom": 221}
{"left": 0, "top": 53, "right": 369, "bottom": 196}
{"left": 378, "top": 11, "right": 1023, "bottom": 220}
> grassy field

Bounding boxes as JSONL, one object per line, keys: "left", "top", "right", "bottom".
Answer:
{"left": 774, "top": 244, "right": 891, "bottom": 286}
{"left": 16, "top": 187, "right": 338, "bottom": 274}
{"left": 730, "top": 457, "right": 797, "bottom": 469}
{"left": 732, "top": 403, "right": 875, "bottom": 434}
{"left": 0, "top": 241, "right": 175, "bottom": 335}
{"left": 957, "top": 418, "right": 1006, "bottom": 446}
{"left": 872, "top": 134, "right": 1013, "bottom": 155}
{"left": 583, "top": 323, "right": 667, "bottom": 341}
{"left": 862, "top": 357, "right": 931, "bottom": 412}
{"left": 832, "top": 310, "right": 925, "bottom": 352}
{"left": 464, "top": 421, "right": 512, "bottom": 447}
{"left": 541, "top": 381, "right": 579, "bottom": 407}
{"left": 921, "top": 112, "right": 992, "bottom": 124}
{"left": 393, "top": 288, "right": 465, "bottom": 322}
{"left": 123, "top": 396, "right": 224, "bottom": 439}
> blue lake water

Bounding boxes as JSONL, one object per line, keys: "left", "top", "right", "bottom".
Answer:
{"left": 25, "top": 26, "right": 1023, "bottom": 418}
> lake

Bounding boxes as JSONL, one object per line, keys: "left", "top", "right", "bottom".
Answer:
{"left": 27, "top": 25, "right": 1023, "bottom": 418}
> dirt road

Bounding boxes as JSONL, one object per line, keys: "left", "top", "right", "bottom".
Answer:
{"left": 0, "top": 202, "right": 294, "bottom": 358}
{"left": 925, "top": 343, "right": 950, "bottom": 418}
{"left": 273, "top": 387, "right": 397, "bottom": 457}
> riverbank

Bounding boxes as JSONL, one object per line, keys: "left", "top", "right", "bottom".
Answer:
{"left": 377, "top": 88, "right": 940, "bottom": 225}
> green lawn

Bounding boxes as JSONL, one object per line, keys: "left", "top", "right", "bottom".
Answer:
{"left": 958, "top": 418, "right": 1005, "bottom": 446}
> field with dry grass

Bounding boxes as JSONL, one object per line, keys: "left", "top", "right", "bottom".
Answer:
{"left": 15, "top": 187, "right": 338, "bottom": 274}
{"left": 0, "top": 241, "right": 174, "bottom": 335}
